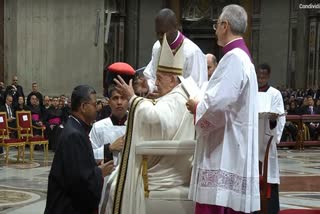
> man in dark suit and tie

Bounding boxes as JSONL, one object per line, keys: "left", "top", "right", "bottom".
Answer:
{"left": 300, "top": 96, "right": 320, "bottom": 115}
{"left": 0, "top": 94, "right": 16, "bottom": 128}
{"left": 300, "top": 96, "right": 320, "bottom": 140}
{"left": 0, "top": 94, "right": 16, "bottom": 154}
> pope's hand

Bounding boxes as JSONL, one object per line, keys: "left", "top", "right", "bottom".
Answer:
{"left": 114, "top": 75, "right": 135, "bottom": 100}
{"left": 186, "top": 99, "right": 198, "bottom": 114}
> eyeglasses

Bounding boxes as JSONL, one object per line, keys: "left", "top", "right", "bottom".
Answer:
{"left": 213, "top": 20, "right": 226, "bottom": 31}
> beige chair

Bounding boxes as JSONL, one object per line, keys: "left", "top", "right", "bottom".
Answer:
{"left": 136, "top": 140, "right": 196, "bottom": 214}
{"left": 16, "top": 110, "right": 48, "bottom": 160}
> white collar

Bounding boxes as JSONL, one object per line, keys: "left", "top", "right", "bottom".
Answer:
{"left": 224, "top": 37, "right": 243, "bottom": 47}
{"left": 70, "top": 115, "right": 81, "bottom": 125}
{"left": 170, "top": 31, "right": 180, "bottom": 45}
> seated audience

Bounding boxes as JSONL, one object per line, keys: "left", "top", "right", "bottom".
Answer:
{"left": 300, "top": 96, "right": 320, "bottom": 140}
{"left": 27, "top": 94, "right": 45, "bottom": 136}
{"left": 61, "top": 98, "right": 71, "bottom": 124}
{"left": 43, "top": 95, "right": 51, "bottom": 109}
{"left": 0, "top": 94, "right": 16, "bottom": 128}
{"left": 15, "top": 95, "right": 29, "bottom": 111}
{"left": 27, "top": 82, "right": 43, "bottom": 107}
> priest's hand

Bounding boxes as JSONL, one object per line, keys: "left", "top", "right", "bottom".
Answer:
{"left": 99, "top": 160, "right": 115, "bottom": 177}
{"left": 186, "top": 99, "right": 198, "bottom": 114}
{"left": 114, "top": 75, "right": 135, "bottom": 100}
{"left": 110, "top": 136, "right": 125, "bottom": 152}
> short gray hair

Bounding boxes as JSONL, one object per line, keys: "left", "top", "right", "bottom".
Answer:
{"left": 220, "top": 4, "right": 247, "bottom": 35}
{"left": 71, "top": 85, "right": 96, "bottom": 112}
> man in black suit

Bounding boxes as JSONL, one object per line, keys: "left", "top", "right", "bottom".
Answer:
{"left": 300, "top": 96, "right": 320, "bottom": 140}
{"left": 45, "top": 85, "right": 114, "bottom": 214}
{"left": 299, "top": 96, "right": 320, "bottom": 115}
{"left": 0, "top": 94, "right": 16, "bottom": 128}
{"left": 5, "top": 75, "right": 24, "bottom": 109}
{"left": 0, "top": 94, "right": 16, "bottom": 154}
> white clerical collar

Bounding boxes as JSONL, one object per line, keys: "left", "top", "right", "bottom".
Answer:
{"left": 70, "top": 115, "right": 81, "bottom": 125}
{"left": 170, "top": 31, "right": 180, "bottom": 46}
{"left": 224, "top": 37, "right": 242, "bottom": 47}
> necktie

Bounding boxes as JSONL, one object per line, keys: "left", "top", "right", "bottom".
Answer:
{"left": 8, "top": 106, "right": 12, "bottom": 118}
{"left": 310, "top": 106, "right": 314, "bottom": 114}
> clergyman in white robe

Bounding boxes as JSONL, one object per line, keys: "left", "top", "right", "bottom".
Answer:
{"left": 106, "top": 84, "right": 195, "bottom": 214}
{"left": 189, "top": 46, "right": 260, "bottom": 213}
{"left": 258, "top": 88, "right": 285, "bottom": 184}
{"left": 144, "top": 32, "right": 207, "bottom": 91}
{"left": 258, "top": 85, "right": 285, "bottom": 214}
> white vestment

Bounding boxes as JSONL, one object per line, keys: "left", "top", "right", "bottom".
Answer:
{"left": 258, "top": 87, "right": 285, "bottom": 184}
{"left": 89, "top": 117, "right": 126, "bottom": 162}
{"left": 144, "top": 33, "right": 207, "bottom": 91}
{"left": 107, "top": 84, "right": 195, "bottom": 214}
{"left": 189, "top": 48, "right": 260, "bottom": 213}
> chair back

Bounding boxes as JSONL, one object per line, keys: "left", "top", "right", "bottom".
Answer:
{"left": 16, "top": 110, "right": 33, "bottom": 138}
{"left": 0, "top": 112, "right": 9, "bottom": 138}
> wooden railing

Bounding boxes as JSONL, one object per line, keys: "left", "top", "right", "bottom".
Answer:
{"left": 278, "top": 114, "right": 320, "bottom": 149}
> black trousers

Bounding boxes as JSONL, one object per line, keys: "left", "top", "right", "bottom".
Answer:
{"left": 253, "top": 183, "right": 279, "bottom": 214}
{"left": 268, "top": 184, "right": 280, "bottom": 214}
{"left": 47, "top": 125, "right": 63, "bottom": 151}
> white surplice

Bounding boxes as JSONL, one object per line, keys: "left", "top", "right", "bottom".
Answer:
{"left": 107, "top": 84, "right": 195, "bottom": 214}
{"left": 258, "top": 87, "right": 285, "bottom": 184}
{"left": 189, "top": 48, "right": 260, "bottom": 213}
{"left": 89, "top": 117, "right": 112, "bottom": 159}
{"left": 143, "top": 32, "right": 207, "bottom": 91}
{"left": 89, "top": 117, "right": 126, "bottom": 162}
